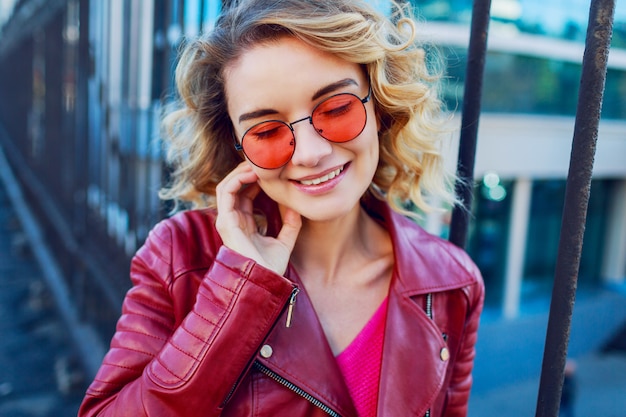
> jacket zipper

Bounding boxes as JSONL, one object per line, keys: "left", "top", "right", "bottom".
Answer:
{"left": 253, "top": 361, "right": 341, "bottom": 417}
{"left": 285, "top": 287, "right": 299, "bottom": 327}
{"left": 425, "top": 292, "right": 433, "bottom": 319}
{"left": 221, "top": 286, "right": 300, "bottom": 407}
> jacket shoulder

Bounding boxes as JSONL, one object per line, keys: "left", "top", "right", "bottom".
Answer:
{"left": 427, "top": 230, "right": 483, "bottom": 286}
{"left": 133, "top": 209, "right": 223, "bottom": 283}
{"left": 390, "top": 211, "right": 484, "bottom": 293}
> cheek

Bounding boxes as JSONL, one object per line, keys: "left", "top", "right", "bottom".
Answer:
{"left": 360, "top": 130, "right": 381, "bottom": 176}
{"left": 358, "top": 126, "right": 381, "bottom": 159}
{"left": 250, "top": 164, "right": 284, "bottom": 189}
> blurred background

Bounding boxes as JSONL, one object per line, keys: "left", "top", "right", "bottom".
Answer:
{"left": 0, "top": 0, "right": 624, "bottom": 416}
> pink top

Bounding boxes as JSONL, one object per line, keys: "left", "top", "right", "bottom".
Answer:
{"left": 336, "top": 297, "right": 388, "bottom": 417}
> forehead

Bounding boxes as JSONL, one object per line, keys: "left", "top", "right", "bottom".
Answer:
{"left": 224, "top": 37, "right": 364, "bottom": 115}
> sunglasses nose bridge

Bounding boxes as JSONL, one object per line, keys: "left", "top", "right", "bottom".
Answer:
{"left": 289, "top": 115, "right": 313, "bottom": 130}
{"left": 289, "top": 114, "right": 325, "bottom": 145}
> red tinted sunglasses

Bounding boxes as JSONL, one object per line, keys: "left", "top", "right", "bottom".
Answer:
{"left": 234, "top": 87, "right": 371, "bottom": 169}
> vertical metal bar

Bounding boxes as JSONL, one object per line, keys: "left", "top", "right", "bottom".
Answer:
{"left": 535, "top": 1, "right": 615, "bottom": 416}
{"left": 448, "top": 0, "right": 492, "bottom": 249}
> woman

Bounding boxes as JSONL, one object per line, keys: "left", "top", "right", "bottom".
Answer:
{"left": 79, "top": 0, "right": 484, "bottom": 416}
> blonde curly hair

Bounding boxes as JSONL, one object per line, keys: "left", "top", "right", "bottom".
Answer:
{"left": 160, "top": 0, "right": 457, "bottom": 217}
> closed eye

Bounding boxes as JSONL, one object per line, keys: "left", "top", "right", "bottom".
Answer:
{"left": 314, "top": 95, "right": 357, "bottom": 120}
{"left": 246, "top": 121, "right": 289, "bottom": 141}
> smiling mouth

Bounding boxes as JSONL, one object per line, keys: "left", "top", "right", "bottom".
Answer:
{"left": 298, "top": 166, "right": 344, "bottom": 186}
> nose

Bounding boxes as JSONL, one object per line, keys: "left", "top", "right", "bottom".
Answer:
{"left": 289, "top": 122, "right": 333, "bottom": 167}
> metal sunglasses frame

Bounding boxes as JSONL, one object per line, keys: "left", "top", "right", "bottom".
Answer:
{"left": 233, "top": 86, "right": 372, "bottom": 169}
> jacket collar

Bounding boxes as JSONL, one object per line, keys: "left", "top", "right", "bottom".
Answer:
{"left": 255, "top": 192, "right": 472, "bottom": 416}
{"left": 361, "top": 193, "right": 478, "bottom": 296}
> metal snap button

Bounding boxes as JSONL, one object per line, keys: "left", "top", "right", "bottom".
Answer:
{"left": 260, "top": 344, "right": 273, "bottom": 358}
{"left": 440, "top": 347, "right": 450, "bottom": 361}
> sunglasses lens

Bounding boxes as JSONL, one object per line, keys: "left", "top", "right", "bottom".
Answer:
{"left": 242, "top": 121, "right": 295, "bottom": 169}
{"left": 312, "top": 94, "right": 367, "bottom": 143}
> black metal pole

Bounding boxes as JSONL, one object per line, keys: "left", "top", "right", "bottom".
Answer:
{"left": 535, "top": 1, "right": 615, "bottom": 416}
{"left": 448, "top": 0, "right": 492, "bottom": 249}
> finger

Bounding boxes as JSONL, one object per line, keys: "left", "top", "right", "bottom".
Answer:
{"left": 276, "top": 208, "right": 302, "bottom": 251}
{"left": 226, "top": 163, "right": 260, "bottom": 212}
{"left": 218, "top": 165, "right": 257, "bottom": 196}
{"left": 238, "top": 182, "right": 262, "bottom": 231}
{"left": 216, "top": 167, "right": 258, "bottom": 212}
{"left": 239, "top": 181, "right": 261, "bottom": 205}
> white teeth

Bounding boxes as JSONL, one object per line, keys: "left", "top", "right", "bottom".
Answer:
{"left": 299, "top": 167, "right": 343, "bottom": 186}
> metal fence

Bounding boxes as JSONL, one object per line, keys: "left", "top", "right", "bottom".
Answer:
{"left": 447, "top": 0, "right": 615, "bottom": 414}
{"left": 0, "top": 0, "right": 616, "bottom": 415}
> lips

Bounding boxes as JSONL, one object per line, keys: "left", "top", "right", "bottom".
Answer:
{"left": 298, "top": 166, "right": 344, "bottom": 186}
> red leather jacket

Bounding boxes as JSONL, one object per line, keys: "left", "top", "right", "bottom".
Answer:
{"left": 79, "top": 194, "right": 484, "bottom": 417}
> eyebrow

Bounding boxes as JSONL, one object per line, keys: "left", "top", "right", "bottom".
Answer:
{"left": 311, "top": 78, "right": 359, "bottom": 101}
{"left": 237, "top": 78, "right": 360, "bottom": 124}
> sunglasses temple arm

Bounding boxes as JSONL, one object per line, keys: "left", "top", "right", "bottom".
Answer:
{"left": 232, "top": 131, "right": 243, "bottom": 151}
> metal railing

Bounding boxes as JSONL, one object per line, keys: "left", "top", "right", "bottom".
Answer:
{"left": 533, "top": 1, "right": 615, "bottom": 415}
{"left": 447, "top": 0, "right": 616, "bottom": 416}
{"left": 0, "top": 0, "right": 169, "bottom": 344}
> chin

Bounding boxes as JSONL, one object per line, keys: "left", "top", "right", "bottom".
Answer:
{"left": 298, "top": 202, "right": 359, "bottom": 223}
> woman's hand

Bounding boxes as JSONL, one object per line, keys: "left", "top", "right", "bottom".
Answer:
{"left": 215, "top": 162, "right": 302, "bottom": 275}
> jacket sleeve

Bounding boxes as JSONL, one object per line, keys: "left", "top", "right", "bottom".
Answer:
{"left": 443, "top": 265, "right": 485, "bottom": 417}
{"left": 78, "top": 216, "right": 296, "bottom": 417}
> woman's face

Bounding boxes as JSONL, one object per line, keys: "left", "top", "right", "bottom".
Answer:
{"left": 225, "top": 37, "right": 379, "bottom": 222}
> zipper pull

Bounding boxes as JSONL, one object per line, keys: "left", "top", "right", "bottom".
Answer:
{"left": 285, "top": 287, "right": 299, "bottom": 328}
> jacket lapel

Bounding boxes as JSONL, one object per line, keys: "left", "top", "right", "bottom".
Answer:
{"left": 257, "top": 266, "right": 358, "bottom": 417}
{"left": 377, "top": 285, "right": 449, "bottom": 416}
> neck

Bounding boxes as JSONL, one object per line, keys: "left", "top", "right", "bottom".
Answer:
{"left": 289, "top": 203, "right": 389, "bottom": 287}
